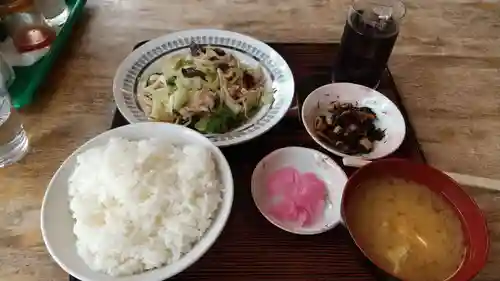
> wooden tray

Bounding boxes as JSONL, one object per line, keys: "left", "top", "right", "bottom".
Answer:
{"left": 70, "top": 43, "right": 425, "bottom": 281}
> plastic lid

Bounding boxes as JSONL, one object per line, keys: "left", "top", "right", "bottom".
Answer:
{"left": 13, "top": 25, "right": 56, "bottom": 52}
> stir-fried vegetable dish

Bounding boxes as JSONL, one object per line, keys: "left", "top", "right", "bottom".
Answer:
{"left": 139, "top": 42, "right": 273, "bottom": 134}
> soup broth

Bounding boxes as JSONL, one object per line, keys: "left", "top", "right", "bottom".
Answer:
{"left": 346, "top": 178, "right": 466, "bottom": 281}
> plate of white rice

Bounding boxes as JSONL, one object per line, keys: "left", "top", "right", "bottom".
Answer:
{"left": 41, "top": 123, "right": 234, "bottom": 281}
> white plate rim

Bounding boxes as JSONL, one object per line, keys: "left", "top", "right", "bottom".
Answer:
{"left": 112, "top": 29, "right": 295, "bottom": 147}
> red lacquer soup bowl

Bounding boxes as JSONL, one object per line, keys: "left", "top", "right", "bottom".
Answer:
{"left": 341, "top": 159, "right": 489, "bottom": 281}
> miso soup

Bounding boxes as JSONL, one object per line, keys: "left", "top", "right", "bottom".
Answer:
{"left": 346, "top": 178, "right": 466, "bottom": 281}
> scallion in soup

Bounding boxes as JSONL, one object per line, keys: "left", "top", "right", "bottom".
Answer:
{"left": 346, "top": 178, "right": 466, "bottom": 281}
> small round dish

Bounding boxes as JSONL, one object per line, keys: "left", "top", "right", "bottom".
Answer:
{"left": 301, "top": 83, "right": 406, "bottom": 159}
{"left": 41, "top": 123, "right": 234, "bottom": 281}
{"left": 251, "top": 147, "right": 348, "bottom": 235}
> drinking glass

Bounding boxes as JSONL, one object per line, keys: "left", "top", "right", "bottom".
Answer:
{"left": 0, "top": 52, "right": 15, "bottom": 87}
{"left": 333, "top": 0, "right": 406, "bottom": 88}
{"left": 0, "top": 90, "right": 29, "bottom": 167}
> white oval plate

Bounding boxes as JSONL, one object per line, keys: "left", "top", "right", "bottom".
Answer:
{"left": 113, "top": 29, "right": 295, "bottom": 147}
{"left": 301, "top": 83, "right": 406, "bottom": 160}
{"left": 251, "top": 147, "right": 348, "bottom": 235}
{"left": 41, "top": 123, "right": 234, "bottom": 281}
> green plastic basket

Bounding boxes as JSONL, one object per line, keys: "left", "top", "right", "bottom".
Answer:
{"left": 9, "top": 0, "right": 87, "bottom": 109}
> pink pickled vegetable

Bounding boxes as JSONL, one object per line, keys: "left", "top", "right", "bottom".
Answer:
{"left": 266, "top": 167, "right": 299, "bottom": 198}
{"left": 266, "top": 167, "right": 327, "bottom": 227}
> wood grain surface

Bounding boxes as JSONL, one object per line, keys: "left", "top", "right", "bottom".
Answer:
{"left": 0, "top": 0, "right": 499, "bottom": 280}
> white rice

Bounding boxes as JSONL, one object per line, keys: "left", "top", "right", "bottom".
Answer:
{"left": 68, "top": 137, "right": 222, "bottom": 276}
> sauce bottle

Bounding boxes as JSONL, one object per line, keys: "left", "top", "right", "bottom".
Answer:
{"left": 0, "top": 0, "right": 56, "bottom": 53}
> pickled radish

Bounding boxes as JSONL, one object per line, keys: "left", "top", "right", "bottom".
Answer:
{"left": 266, "top": 167, "right": 327, "bottom": 227}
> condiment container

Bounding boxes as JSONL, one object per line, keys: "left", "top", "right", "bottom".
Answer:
{"left": 0, "top": 0, "right": 56, "bottom": 53}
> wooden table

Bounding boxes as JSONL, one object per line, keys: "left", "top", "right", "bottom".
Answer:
{"left": 0, "top": 0, "right": 499, "bottom": 280}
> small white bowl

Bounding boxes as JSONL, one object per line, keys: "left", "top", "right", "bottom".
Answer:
{"left": 301, "top": 83, "right": 406, "bottom": 160}
{"left": 251, "top": 147, "right": 348, "bottom": 235}
{"left": 41, "top": 123, "right": 234, "bottom": 281}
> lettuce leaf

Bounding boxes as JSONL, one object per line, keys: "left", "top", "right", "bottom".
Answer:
{"left": 194, "top": 105, "right": 242, "bottom": 134}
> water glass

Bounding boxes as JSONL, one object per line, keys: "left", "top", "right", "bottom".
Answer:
{"left": 0, "top": 52, "right": 15, "bottom": 87}
{"left": 0, "top": 91, "right": 29, "bottom": 167}
{"left": 333, "top": 0, "right": 406, "bottom": 88}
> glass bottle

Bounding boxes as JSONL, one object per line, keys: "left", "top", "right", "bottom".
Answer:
{"left": 0, "top": 0, "right": 56, "bottom": 53}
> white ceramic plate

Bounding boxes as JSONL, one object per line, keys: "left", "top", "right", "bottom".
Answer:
{"left": 41, "top": 123, "right": 234, "bottom": 281}
{"left": 251, "top": 147, "right": 348, "bottom": 235}
{"left": 301, "top": 83, "right": 406, "bottom": 160}
{"left": 113, "top": 29, "right": 295, "bottom": 147}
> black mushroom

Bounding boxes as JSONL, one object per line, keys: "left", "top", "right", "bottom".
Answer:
{"left": 314, "top": 102, "right": 385, "bottom": 155}
{"left": 181, "top": 67, "right": 207, "bottom": 81}
{"left": 189, "top": 42, "right": 206, "bottom": 56}
{"left": 213, "top": 47, "right": 226, "bottom": 56}
{"left": 242, "top": 71, "right": 256, "bottom": 89}
{"left": 216, "top": 63, "right": 229, "bottom": 72}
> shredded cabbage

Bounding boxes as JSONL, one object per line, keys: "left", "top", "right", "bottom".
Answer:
{"left": 139, "top": 43, "right": 274, "bottom": 134}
